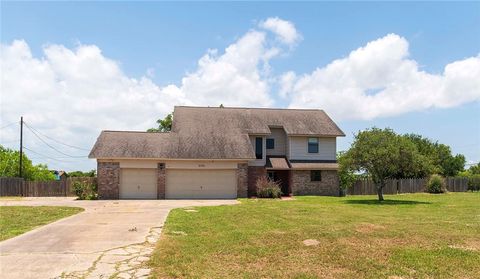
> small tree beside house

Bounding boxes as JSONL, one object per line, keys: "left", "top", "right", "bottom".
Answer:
{"left": 343, "top": 128, "right": 430, "bottom": 201}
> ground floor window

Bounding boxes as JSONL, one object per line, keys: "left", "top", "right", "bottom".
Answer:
{"left": 310, "top": 170, "right": 322, "bottom": 181}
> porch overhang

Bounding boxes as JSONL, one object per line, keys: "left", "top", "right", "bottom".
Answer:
{"left": 265, "top": 157, "right": 291, "bottom": 170}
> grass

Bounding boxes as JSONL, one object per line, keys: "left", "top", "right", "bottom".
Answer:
{"left": 0, "top": 206, "right": 84, "bottom": 241}
{"left": 150, "top": 193, "right": 480, "bottom": 279}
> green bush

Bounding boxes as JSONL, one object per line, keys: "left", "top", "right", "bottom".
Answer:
{"left": 426, "top": 174, "right": 446, "bottom": 193}
{"left": 72, "top": 180, "right": 98, "bottom": 200}
{"left": 467, "top": 175, "right": 480, "bottom": 191}
{"left": 256, "top": 176, "right": 282, "bottom": 198}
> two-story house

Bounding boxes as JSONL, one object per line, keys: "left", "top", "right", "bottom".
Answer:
{"left": 89, "top": 106, "right": 345, "bottom": 199}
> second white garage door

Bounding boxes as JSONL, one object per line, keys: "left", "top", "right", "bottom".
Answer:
{"left": 166, "top": 169, "right": 237, "bottom": 199}
{"left": 120, "top": 168, "right": 157, "bottom": 199}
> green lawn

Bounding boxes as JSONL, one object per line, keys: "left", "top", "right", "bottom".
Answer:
{"left": 150, "top": 193, "right": 480, "bottom": 279}
{"left": 0, "top": 206, "right": 84, "bottom": 241}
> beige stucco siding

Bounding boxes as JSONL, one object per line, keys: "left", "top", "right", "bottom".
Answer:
{"left": 248, "top": 135, "right": 266, "bottom": 166}
{"left": 118, "top": 160, "right": 158, "bottom": 169}
{"left": 98, "top": 159, "right": 243, "bottom": 169}
{"left": 166, "top": 160, "right": 238, "bottom": 169}
{"left": 266, "top": 128, "right": 286, "bottom": 156}
{"left": 289, "top": 137, "right": 336, "bottom": 160}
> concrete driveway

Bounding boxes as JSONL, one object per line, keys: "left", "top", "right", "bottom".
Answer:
{"left": 0, "top": 197, "right": 237, "bottom": 279}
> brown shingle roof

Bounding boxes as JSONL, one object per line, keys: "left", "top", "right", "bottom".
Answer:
{"left": 89, "top": 106, "right": 344, "bottom": 159}
{"left": 266, "top": 157, "right": 290, "bottom": 169}
{"left": 172, "top": 106, "right": 345, "bottom": 136}
{"left": 89, "top": 131, "right": 254, "bottom": 159}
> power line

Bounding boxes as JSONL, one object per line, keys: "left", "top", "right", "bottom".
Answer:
{"left": 23, "top": 122, "right": 90, "bottom": 151}
{"left": 22, "top": 146, "right": 75, "bottom": 163}
{"left": 23, "top": 123, "right": 88, "bottom": 158}
{"left": 0, "top": 122, "right": 18, "bottom": 129}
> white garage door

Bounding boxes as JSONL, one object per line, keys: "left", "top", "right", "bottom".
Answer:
{"left": 166, "top": 169, "right": 236, "bottom": 199}
{"left": 120, "top": 168, "right": 157, "bottom": 199}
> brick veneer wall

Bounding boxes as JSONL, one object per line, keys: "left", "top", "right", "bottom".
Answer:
{"left": 291, "top": 170, "right": 339, "bottom": 196}
{"left": 247, "top": 166, "right": 267, "bottom": 197}
{"left": 236, "top": 163, "right": 248, "bottom": 198}
{"left": 97, "top": 162, "right": 120, "bottom": 199}
{"left": 157, "top": 163, "right": 166, "bottom": 199}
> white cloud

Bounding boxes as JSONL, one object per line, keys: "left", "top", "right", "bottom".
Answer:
{"left": 278, "top": 71, "right": 296, "bottom": 98}
{"left": 1, "top": 19, "right": 479, "bottom": 171}
{"left": 287, "top": 34, "right": 480, "bottom": 120}
{"left": 259, "top": 17, "right": 301, "bottom": 45}
{"left": 0, "top": 18, "right": 299, "bottom": 170}
{"left": 175, "top": 30, "right": 274, "bottom": 107}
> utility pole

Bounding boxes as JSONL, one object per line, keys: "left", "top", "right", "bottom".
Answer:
{"left": 19, "top": 116, "right": 23, "bottom": 178}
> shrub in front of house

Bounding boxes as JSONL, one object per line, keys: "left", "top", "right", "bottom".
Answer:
{"left": 426, "top": 174, "right": 447, "bottom": 194}
{"left": 256, "top": 176, "right": 282, "bottom": 198}
{"left": 72, "top": 180, "right": 98, "bottom": 200}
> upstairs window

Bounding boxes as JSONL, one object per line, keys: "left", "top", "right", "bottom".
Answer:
{"left": 266, "top": 138, "right": 275, "bottom": 149}
{"left": 255, "top": 137, "right": 263, "bottom": 159}
{"left": 311, "top": 170, "right": 322, "bottom": 181}
{"left": 308, "top": 137, "right": 319, "bottom": 153}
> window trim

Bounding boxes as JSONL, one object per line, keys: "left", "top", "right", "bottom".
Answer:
{"left": 266, "top": 138, "right": 275, "bottom": 150}
{"left": 308, "top": 137, "right": 319, "bottom": 153}
{"left": 310, "top": 170, "right": 322, "bottom": 182}
{"left": 255, "top": 137, "right": 263, "bottom": 159}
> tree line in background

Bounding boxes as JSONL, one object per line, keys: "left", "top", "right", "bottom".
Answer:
{"left": 0, "top": 145, "right": 95, "bottom": 181}
{"left": 339, "top": 127, "right": 477, "bottom": 201}
{"left": 0, "top": 145, "right": 55, "bottom": 181}
{"left": 68, "top": 170, "right": 96, "bottom": 177}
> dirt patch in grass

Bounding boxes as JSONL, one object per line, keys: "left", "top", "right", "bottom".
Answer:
{"left": 466, "top": 240, "right": 480, "bottom": 250}
{"left": 449, "top": 239, "right": 480, "bottom": 251}
{"left": 355, "top": 223, "right": 386, "bottom": 233}
{"left": 303, "top": 239, "right": 320, "bottom": 246}
{"left": 0, "top": 196, "right": 23, "bottom": 201}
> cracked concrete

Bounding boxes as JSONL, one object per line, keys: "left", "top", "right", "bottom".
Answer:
{"left": 0, "top": 197, "right": 237, "bottom": 278}
{"left": 60, "top": 226, "right": 162, "bottom": 279}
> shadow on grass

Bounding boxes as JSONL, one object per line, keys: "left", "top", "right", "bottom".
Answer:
{"left": 344, "top": 199, "right": 431, "bottom": 205}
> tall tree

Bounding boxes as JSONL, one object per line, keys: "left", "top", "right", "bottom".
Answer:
{"left": 147, "top": 113, "right": 173, "bottom": 132}
{"left": 344, "top": 128, "right": 429, "bottom": 201}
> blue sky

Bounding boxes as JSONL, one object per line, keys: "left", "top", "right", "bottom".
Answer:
{"left": 1, "top": 1, "right": 479, "bottom": 171}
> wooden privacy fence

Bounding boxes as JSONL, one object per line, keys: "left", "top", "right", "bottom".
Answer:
{"left": 0, "top": 177, "right": 97, "bottom": 197}
{"left": 348, "top": 177, "right": 473, "bottom": 195}
{"left": 0, "top": 177, "right": 24, "bottom": 196}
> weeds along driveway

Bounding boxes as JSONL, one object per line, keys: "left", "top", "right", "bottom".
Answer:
{"left": 0, "top": 197, "right": 237, "bottom": 279}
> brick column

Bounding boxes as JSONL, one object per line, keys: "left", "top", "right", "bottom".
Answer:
{"left": 97, "top": 162, "right": 120, "bottom": 199}
{"left": 237, "top": 163, "right": 248, "bottom": 198}
{"left": 247, "top": 166, "right": 267, "bottom": 197}
{"left": 157, "top": 163, "right": 166, "bottom": 199}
